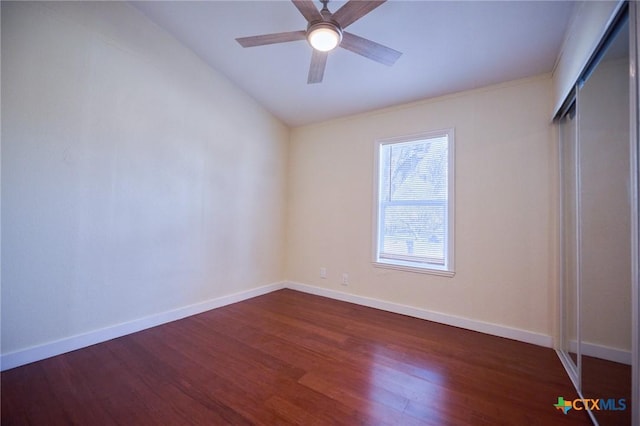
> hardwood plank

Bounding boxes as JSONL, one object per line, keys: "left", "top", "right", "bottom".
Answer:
{"left": 2, "top": 289, "right": 593, "bottom": 425}
{"left": 581, "top": 355, "right": 631, "bottom": 426}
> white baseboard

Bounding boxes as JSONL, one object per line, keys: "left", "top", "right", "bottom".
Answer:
{"left": 0, "top": 282, "right": 285, "bottom": 371}
{"left": 568, "top": 339, "right": 632, "bottom": 365}
{"left": 285, "top": 281, "right": 553, "bottom": 348}
{"left": 2, "top": 280, "right": 557, "bottom": 372}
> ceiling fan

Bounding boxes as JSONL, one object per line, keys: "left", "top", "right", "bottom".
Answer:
{"left": 236, "top": 0, "right": 402, "bottom": 84}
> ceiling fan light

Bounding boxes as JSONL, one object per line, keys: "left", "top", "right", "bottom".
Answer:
{"left": 308, "top": 24, "right": 341, "bottom": 52}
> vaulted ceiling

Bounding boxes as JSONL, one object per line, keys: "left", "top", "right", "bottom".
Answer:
{"left": 132, "top": 1, "right": 576, "bottom": 127}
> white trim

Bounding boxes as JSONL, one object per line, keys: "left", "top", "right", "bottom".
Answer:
{"left": 1, "top": 280, "right": 558, "bottom": 372}
{"left": 285, "top": 281, "right": 552, "bottom": 348}
{"left": 0, "top": 282, "right": 285, "bottom": 371}
{"left": 557, "top": 100, "right": 582, "bottom": 388}
{"left": 581, "top": 342, "right": 633, "bottom": 366}
{"left": 372, "top": 260, "right": 455, "bottom": 277}
{"left": 567, "top": 340, "right": 632, "bottom": 366}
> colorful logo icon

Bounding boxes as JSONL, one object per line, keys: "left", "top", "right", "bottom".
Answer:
{"left": 554, "top": 396, "right": 626, "bottom": 414}
{"left": 554, "top": 397, "right": 572, "bottom": 414}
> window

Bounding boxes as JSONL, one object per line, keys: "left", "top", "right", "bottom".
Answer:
{"left": 374, "top": 129, "right": 454, "bottom": 276}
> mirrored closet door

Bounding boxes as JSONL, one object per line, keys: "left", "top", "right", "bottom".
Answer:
{"left": 558, "top": 5, "right": 635, "bottom": 425}
{"left": 578, "top": 14, "right": 631, "bottom": 426}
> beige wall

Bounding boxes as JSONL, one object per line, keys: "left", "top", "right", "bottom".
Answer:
{"left": 1, "top": 1, "right": 573, "bottom": 360}
{"left": 1, "top": 2, "right": 288, "bottom": 355}
{"left": 286, "top": 76, "right": 557, "bottom": 336}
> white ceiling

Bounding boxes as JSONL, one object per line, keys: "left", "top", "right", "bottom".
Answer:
{"left": 132, "top": 0, "right": 576, "bottom": 127}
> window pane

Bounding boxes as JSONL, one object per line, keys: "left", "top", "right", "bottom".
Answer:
{"left": 377, "top": 132, "right": 450, "bottom": 270}
{"left": 381, "top": 203, "right": 446, "bottom": 263}
{"left": 384, "top": 137, "right": 448, "bottom": 202}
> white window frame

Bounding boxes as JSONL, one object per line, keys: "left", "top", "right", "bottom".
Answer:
{"left": 372, "top": 129, "right": 455, "bottom": 276}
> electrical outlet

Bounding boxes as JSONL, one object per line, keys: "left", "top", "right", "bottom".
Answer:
{"left": 320, "top": 267, "right": 327, "bottom": 279}
{"left": 341, "top": 273, "right": 349, "bottom": 286}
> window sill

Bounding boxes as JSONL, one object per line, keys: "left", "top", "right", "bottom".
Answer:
{"left": 373, "top": 260, "right": 455, "bottom": 277}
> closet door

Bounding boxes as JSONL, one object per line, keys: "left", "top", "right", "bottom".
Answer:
{"left": 577, "top": 16, "right": 631, "bottom": 426}
{"left": 559, "top": 101, "right": 579, "bottom": 378}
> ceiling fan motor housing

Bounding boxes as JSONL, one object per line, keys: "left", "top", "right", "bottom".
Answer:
{"left": 306, "top": 21, "right": 343, "bottom": 51}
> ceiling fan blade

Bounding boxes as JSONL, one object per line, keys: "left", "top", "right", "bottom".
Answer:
{"left": 340, "top": 32, "right": 402, "bottom": 66}
{"left": 331, "top": 0, "right": 385, "bottom": 29}
{"left": 308, "top": 49, "right": 328, "bottom": 84}
{"left": 236, "top": 30, "right": 307, "bottom": 48}
{"left": 292, "top": 0, "right": 322, "bottom": 23}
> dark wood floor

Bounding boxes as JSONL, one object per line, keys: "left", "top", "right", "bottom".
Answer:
{"left": 2, "top": 289, "right": 591, "bottom": 425}
{"left": 581, "top": 355, "right": 631, "bottom": 426}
